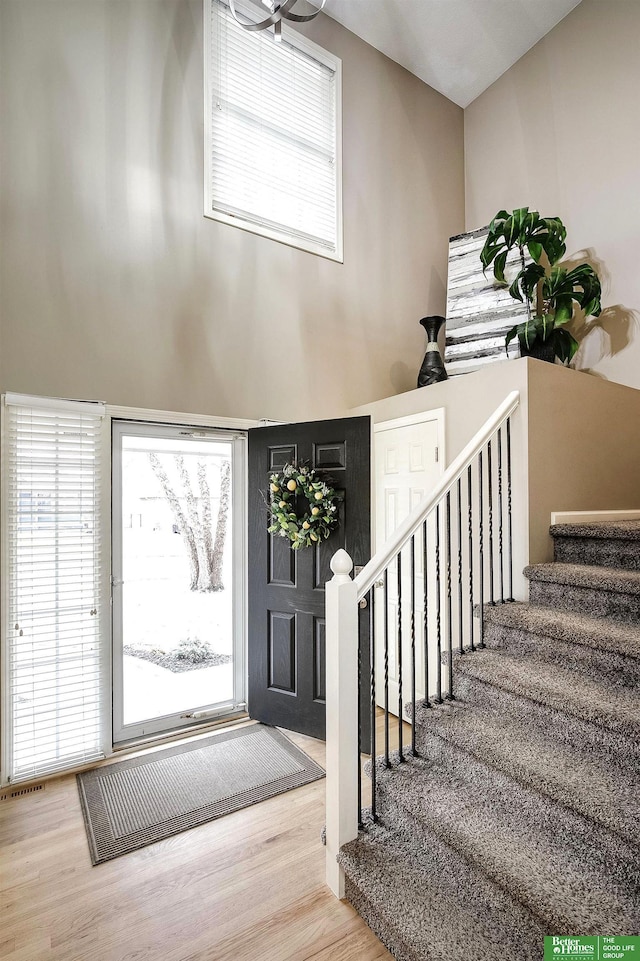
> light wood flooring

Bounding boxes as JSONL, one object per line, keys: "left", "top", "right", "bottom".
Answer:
{"left": 0, "top": 722, "right": 398, "bottom": 961}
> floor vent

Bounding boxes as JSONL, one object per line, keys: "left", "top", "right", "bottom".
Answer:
{"left": 0, "top": 783, "right": 45, "bottom": 801}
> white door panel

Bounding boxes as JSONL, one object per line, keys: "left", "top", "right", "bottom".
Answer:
{"left": 374, "top": 411, "right": 444, "bottom": 718}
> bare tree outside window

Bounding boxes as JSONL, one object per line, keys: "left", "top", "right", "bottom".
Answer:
{"left": 148, "top": 453, "right": 231, "bottom": 592}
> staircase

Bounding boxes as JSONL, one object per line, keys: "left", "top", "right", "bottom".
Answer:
{"left": 337, "top": 520, "right": 640, "bottom": 959}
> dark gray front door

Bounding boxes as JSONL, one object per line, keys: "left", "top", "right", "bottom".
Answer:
{"left": 247, "top": 417, "right": 371, "bottom": 740}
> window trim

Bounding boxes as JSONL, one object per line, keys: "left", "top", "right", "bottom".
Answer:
{"left": 203, "top": 0, "right": 343, "bottom": 262}
{"left": 110, "top": 419, "right": 248, "bottom": 745}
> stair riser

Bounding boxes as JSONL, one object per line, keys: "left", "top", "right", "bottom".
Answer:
{"left": 483, "top": 622, "right": 640, "bottom": 686}
{"left": 412, "top": 716, "right": 640, "bottom": 848}
{"left": 452, "top": 671, "right": 639, "bottom": 763}
{"left": 344, "top": 880, "right": 423, "bottom": 961}
{"left": 554, "top": 537, "right": 640, "bottom": 571}
{"left": 373, "top": 778, "right": 640, "bottom": 934}
{"left": 529, "top": 579, "right": 640, "bottom": 622}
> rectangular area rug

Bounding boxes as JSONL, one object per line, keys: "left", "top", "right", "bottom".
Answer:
{"left": 77, "top": 724, "right": 324, "bottom": 865}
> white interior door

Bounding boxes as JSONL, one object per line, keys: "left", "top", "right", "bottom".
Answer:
{"left": 112, "top": 421, "right": 246, "bottom": 744}
{"left": 374, "top": 410, "right": 444, "bottom": 717}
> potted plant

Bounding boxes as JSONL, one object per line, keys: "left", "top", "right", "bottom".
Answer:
{"left": 480, "top": 207, "right": 602, "bottom": 363}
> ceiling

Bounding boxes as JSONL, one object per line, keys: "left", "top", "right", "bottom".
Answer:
{"left": 323, "top": 0, "right": 582, "bottom": 108}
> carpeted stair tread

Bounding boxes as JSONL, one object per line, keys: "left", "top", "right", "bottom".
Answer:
{"left": 525, "top": 562, "right": 640, "bottom": 594}
{"left": 452, "top": 648, "right": 640, "bottom": 740}
{"left": 483, "top": 603, "right": 640, "bottom": 659}
{"left": 413, "top": 698, "right": 640, "bottom": 846}
{"left": 339, "top": 821, "right": 545, "bottom": 961}
{"left": 551, "top": 520, "right": 640, "bottom": 540}
{"left": 372, "top": 757, "right": 640, "bottom": 935}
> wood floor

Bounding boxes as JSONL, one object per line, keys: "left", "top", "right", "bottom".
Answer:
{"left": 0, "top": 723, "right": 395, "bottom": 961}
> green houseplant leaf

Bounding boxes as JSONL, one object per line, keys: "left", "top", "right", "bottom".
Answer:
{"left": 551, "top": 327, "right": 580, "bottom": 364}
{"left": 493, "top": 250, "right": 509, "bottom": 284}
{"left": 564, "top": 264, "right": 602, "bottom": 317}
{"left": 519, "top": 263, "right": 546, "bottom": 302}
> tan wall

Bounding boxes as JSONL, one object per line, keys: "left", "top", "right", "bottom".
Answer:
{"left": 464, "top": 0, "right": 640, "bottom": 392}
{"left": 0, "top": 0, "right": 464, "bottom": 421}
{"left": 527, "top": 361, "right": 640, "bottom": 564}
{"left": 350, "top": 357, "right": 528, "bottom": 470}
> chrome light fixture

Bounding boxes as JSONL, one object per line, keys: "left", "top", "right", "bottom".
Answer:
{"left": 228, "top": 0, "right": 326, "bottom": 42}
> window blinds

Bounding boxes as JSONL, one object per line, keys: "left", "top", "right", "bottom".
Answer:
{"left": 2, "top": 396, "right": 106, "bottom": 782}
{"left": 207, "top": 0, "right": 341, "bottom": 258}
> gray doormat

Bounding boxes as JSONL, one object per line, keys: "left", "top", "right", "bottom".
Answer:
{"left": 77, "top": 724, "right": 325, "bottom": 865}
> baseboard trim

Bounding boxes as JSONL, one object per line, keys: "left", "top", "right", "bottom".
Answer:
{"left": 550, "top": 509, "right": 640, "bottom": 525}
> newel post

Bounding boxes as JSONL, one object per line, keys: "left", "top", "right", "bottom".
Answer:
{"left": 325, "top": 548, "right": 359, "bottom": 898}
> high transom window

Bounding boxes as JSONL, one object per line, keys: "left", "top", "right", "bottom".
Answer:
{"left": 204, "top": 0, "right": 342, "bottom": 261}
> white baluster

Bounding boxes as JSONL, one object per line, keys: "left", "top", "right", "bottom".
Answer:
{"left": 325, "top": 548, "right": 359, "bottom": 898}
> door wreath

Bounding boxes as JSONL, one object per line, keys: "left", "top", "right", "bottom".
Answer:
{"left": 268, "top": 464, "right": 338, "bottom": 549}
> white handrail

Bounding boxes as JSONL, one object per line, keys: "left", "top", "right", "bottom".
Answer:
{"left": 354, "top": 390, "right": 520, "bottom": 599}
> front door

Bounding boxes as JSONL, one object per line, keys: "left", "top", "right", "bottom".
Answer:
{"left": 247, "top": 417, "right": 371, "bottom": 740}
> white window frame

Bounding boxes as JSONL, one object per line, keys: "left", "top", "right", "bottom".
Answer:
{"left": 110, "top": 418, "right": 248, "bottom": 745}
{"left": 203, "top": 0, "right": 343, "bottom": 262}
{"left": 1, "top": 395, "right": 256, "bottom": 785}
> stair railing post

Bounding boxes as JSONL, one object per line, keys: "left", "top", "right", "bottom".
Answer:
{"left": 325, "top": 548, "right": 360, "bottom": 899}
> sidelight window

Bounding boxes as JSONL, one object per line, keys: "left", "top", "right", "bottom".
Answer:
{"left": 1, "top": 394, "right": 108, "bottom": 783}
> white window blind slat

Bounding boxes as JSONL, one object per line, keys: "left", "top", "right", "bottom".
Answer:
{"left": 205, "top": 0, "right": 342, "bottom": 260}
{"left": 3, "top": 399, "right": 105, "bottom": 783}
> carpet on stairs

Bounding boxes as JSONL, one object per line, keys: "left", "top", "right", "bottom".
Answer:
{"left": 339, "top": 520, "right": 640, "bottom": 958}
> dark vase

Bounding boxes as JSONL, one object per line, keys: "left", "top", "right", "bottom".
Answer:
{"left": 417, "top": 315, "right": 448, "bottom": 387}
{"left": 520, "top": 339, "right": 556, "bottom": 363}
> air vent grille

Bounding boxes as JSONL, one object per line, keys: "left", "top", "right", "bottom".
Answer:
{"left": 0, "top": 783, "right": 45, "bottom": 801}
